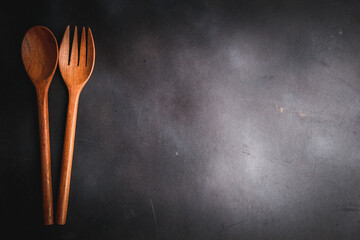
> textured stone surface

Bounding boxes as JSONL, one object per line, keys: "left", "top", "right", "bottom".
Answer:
{"left": 1, "top": 0, "right": 360, "bottom": 239}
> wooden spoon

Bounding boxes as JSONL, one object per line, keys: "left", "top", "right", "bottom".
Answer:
{"left": 56, "top": 26, "right": 95, "bottom": 225}
{"left": 21, "top": 26, "right": 58, "bottom": 225}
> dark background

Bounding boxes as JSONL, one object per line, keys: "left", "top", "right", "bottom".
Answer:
{"left": 1, "top": 0, "right": 360, "bottom": 239}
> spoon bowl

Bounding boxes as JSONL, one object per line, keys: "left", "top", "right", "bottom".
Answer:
{"left": 22, "top": 26, "right": 58, "bottom": 86}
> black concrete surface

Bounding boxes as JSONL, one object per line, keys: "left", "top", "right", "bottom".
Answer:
{"left": 1, "top": 0, "right": 360, "bottom": 239}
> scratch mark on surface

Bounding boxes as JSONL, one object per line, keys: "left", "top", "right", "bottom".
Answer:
{"left": 338, "top": 78, "right": 360, "bottom": 92}
{"left": 343, "top": 206, "right": 360, "bottom": 212}
{"left": 218, "top": 220, "right": 247, "bottom": 234}
{"left": 274, "top": 104, "right": 312, "bottom": 120}
{"left": 137, "top": 106, "right": 143, "bottom": 125}
{"left": 298, "top": 111, "right": 308, "bottom": 119}
{"left": 275, "top": 104, "right": 285, "bottom": 113}
{"left": 150, "top": 199, "right": 159, "bottom": 240}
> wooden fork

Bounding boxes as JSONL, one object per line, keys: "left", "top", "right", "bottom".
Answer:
{"left": 56, "top": 26, "right": 95, "bottom": 225}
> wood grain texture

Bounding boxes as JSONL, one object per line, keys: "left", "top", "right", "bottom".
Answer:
{"left": 56, "top": 26, "right": 95, "bottom": 225}
{"left": 21, "top": 26, "right": 58, "bottom": 225}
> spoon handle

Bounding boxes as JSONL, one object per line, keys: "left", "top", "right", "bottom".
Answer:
{"left": 56, "top": 90, "right": 81, "bottom": 225}
{"left": 36, "top": 89, "right": 54, "bottom": 225}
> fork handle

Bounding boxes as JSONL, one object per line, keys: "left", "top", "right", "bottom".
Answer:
{"left": 56, "top": 90, "right": 80, "bottom": 225}
{"left": 36, "top": 88, "right": 54, "bottom": 225}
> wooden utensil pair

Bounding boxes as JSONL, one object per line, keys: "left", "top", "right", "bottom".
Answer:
{"left": 21, "top": 25, "right": 95, "bottom": 225}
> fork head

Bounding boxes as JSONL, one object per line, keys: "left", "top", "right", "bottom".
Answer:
{"left": 59, "top": 25, "right": 95, "bottom": 89}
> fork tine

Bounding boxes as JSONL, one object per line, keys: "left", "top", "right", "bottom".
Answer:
{"left": 59, "top": 25, "right": 70, "bottom": 66}
{"left": 87, "top": 27, "right": 95, "bottom": 67}
{"left": 69, "top": 26, "right": 78, "bottom": 66}
{"left": 79, "top": 27, "right": 86, "bottom": 66}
